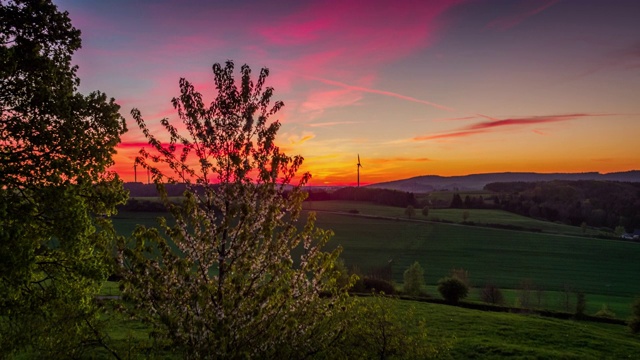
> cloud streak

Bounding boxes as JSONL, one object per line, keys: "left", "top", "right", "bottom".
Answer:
{"left": 308, "top": 121, "right": 361, "bottom": 128}
{"left": 303, "top": 74, "right": 454, "bottom": 111}
{"left": 486, "top": 0, "right": 559, "bottom": 30}
{"left": 414, "top": 113, "right": 609, "bottom": 141}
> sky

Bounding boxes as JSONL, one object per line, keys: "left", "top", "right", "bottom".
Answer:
{"left": 55, "top": 0, "right": 640, "bottom": 186}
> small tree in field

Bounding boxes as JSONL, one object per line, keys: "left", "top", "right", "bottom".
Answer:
{"left": 121, "top": 61, "right": 354, "bottom": 358}
{"left": 481, "top": 283, "right": 505, "bottom": 305}
{"left": 422, "top": 205, "right": 429, "bottom": 218}
{"left": 437, "top": 276, "right": 468, "bottom": 303}
{"left": 405, "top": 205, "right": 416, "bottom": 219}
{"left": 403, "top": 261, "right": 426, "bottom": 296}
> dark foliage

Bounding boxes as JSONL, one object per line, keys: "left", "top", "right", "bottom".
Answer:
{"left": 359, "top": 277, "right": 396, "bottom": 295}
{"left": 308, "top": 187, "right": 418, "bottom": 208}
{"left": 437, "top": 277, "right": 469, "bottom": 303}
{"left": 483, "top": 180, "right": 640, "bottom": 231}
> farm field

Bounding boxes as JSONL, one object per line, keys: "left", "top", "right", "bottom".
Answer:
{"left": 303, "top": 200, "right": 604, "bottom": 236}
{"left": 112, "top": 206, "right": 640, "bottom": 319}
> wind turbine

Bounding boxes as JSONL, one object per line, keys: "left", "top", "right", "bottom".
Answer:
{"left": 357, "top": 154, "right": 363, "bottom": 187}
{"left": 133, "top": 163, "right": 137, "bottom": 183}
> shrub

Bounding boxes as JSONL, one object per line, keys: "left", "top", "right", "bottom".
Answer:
{"left": 403, "top": 261, "right": 426, "bottom": 296}
{"left": 594, "top": 304, "right": 616, "bottom": 319}
{"left": 421, "top": 206, "right": 429, "bottom": 217}
{"left": 437, "top": 277, "right": 469, "bottom": 303}
{"left": 362, "top": 277, "right": 396, "bottom": 295}
{"left": 481, "top": 283, "right": 505, "bottom": 305}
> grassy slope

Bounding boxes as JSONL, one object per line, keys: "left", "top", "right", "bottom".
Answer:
{"left": 99, "top": 297, "right": 640, "bottom": 359}
{"left": 394, "top": 299, "right": 640, "bottom": 359}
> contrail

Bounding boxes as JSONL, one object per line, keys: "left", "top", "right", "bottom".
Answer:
{"left": 302, "top": 74, "right": 454, "bottom": 112}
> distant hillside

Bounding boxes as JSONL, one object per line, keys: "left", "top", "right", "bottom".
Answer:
{"left": 367, "top": 171, "right": 640, "bottom": 192}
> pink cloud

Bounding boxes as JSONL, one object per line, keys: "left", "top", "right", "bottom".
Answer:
{"left": 463, "top": 114, "right": 585, "bottom": 131}
{"left": 256, "top": 0, "right": 466, "bottom": 79}
{"left": 486, "top": 0, "right": 559, "bottom": 31}
{"left": 413, "top": 130, "right": 485, "bottom": 141}
{"left": 414, "top": 113, "right": 612, "bottom": 142}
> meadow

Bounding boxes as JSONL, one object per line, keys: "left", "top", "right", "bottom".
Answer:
{"left": 100, "top": 296, "right": 640, "bottom": 359}
{"left": 112, "top": 200, "right": 640, "bottom": 318}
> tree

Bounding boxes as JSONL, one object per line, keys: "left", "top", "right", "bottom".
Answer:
{"left": 405, "top": 204, "right": 416, "bottom": 218}
{"left": 422, "top": 205, "right": 429, "bottom": 218}
{"left": 403, "top": 261, "right": 426, "bottom": 296}
{"left": 1, "top": 0, "right": 127, "bottom": 356}
{"left": 437, "top": 276, "right": 468, "bottom": 303}
{"left": 481, "top": 283, "right": 505, "bottom": 305}
{"left": 450, "top": 193, "right": 463, "bottom": 208}
{"left": 120, "top": 61, "right": 355, "bottom": 358}
{"left": 462, "top": 210, "right": 470, "bottom": 222}
{"left": 339, "top": 296, "right": 442, "bottom": 359}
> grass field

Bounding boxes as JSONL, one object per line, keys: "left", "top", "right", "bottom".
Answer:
{"left": 99, "top": 296, "right": 640, "bottom": 359}
{"left": 107, "top": 203, "right": 640, "bottom": 358}
{"left": 394, "top": 298, "right": 640, "bottom": 359}
{"left": 303, "top": 200, "right": 605, "bottom": 236}
{"left": 112, "top": 203, "right": 640, "bottom": 319}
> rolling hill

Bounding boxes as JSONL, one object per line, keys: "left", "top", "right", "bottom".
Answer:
{"left": 367, "top": 170, "right": 640, "bottom": 192}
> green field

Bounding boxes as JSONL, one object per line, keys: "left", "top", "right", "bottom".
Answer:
{"left": 112, "top": 203, "right": 640, "bottom": 318}
{"left": 303, "top": 200, "right": 605, "bottom": 236}
{"left": 99, "top": 296, "right": 640, "bottom": 359}
{"left": 395, "top": 299, "right": 640, "bottom": 359}
{"left": 108, "top": 204, "right": 640, "bottom": 357}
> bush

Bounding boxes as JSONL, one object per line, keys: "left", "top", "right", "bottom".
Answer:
{"left": 481, "top": 283, "right": 505, "bottom": 305}
{"left": 437, "top": 277, "right": 469, "bottom": 303}
{"left": 403, "top": 261, "right": 426, "bottom": 296}
{"left": 361, "top": 277, "right": 396, "bottom": 295}
{"left": 594, "top": 304, "right": 616, "bottom": 319}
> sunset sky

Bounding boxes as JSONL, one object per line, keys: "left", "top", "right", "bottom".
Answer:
{"left": 56, "top": 0, "right": 640, "bottom": 186}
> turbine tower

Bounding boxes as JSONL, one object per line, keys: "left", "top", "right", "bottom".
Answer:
{"left": 357, "top": 154, "right": 363, "bottom": 187}
{"left": 134, "top": 163, "right": 137, "bottom": 183}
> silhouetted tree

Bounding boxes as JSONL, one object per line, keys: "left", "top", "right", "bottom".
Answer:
{"left": 1, "top": 1, "right": 127, "bottom": 356}
{"left": 450, "top": 193, "right": 463, "bottom": 208}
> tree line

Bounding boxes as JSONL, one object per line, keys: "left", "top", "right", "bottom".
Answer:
{"left": 446, "top": 181, "right": 640, "bottom": 231}
{"left": 306, "top": 187, "right": 418, "bottom": 208}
